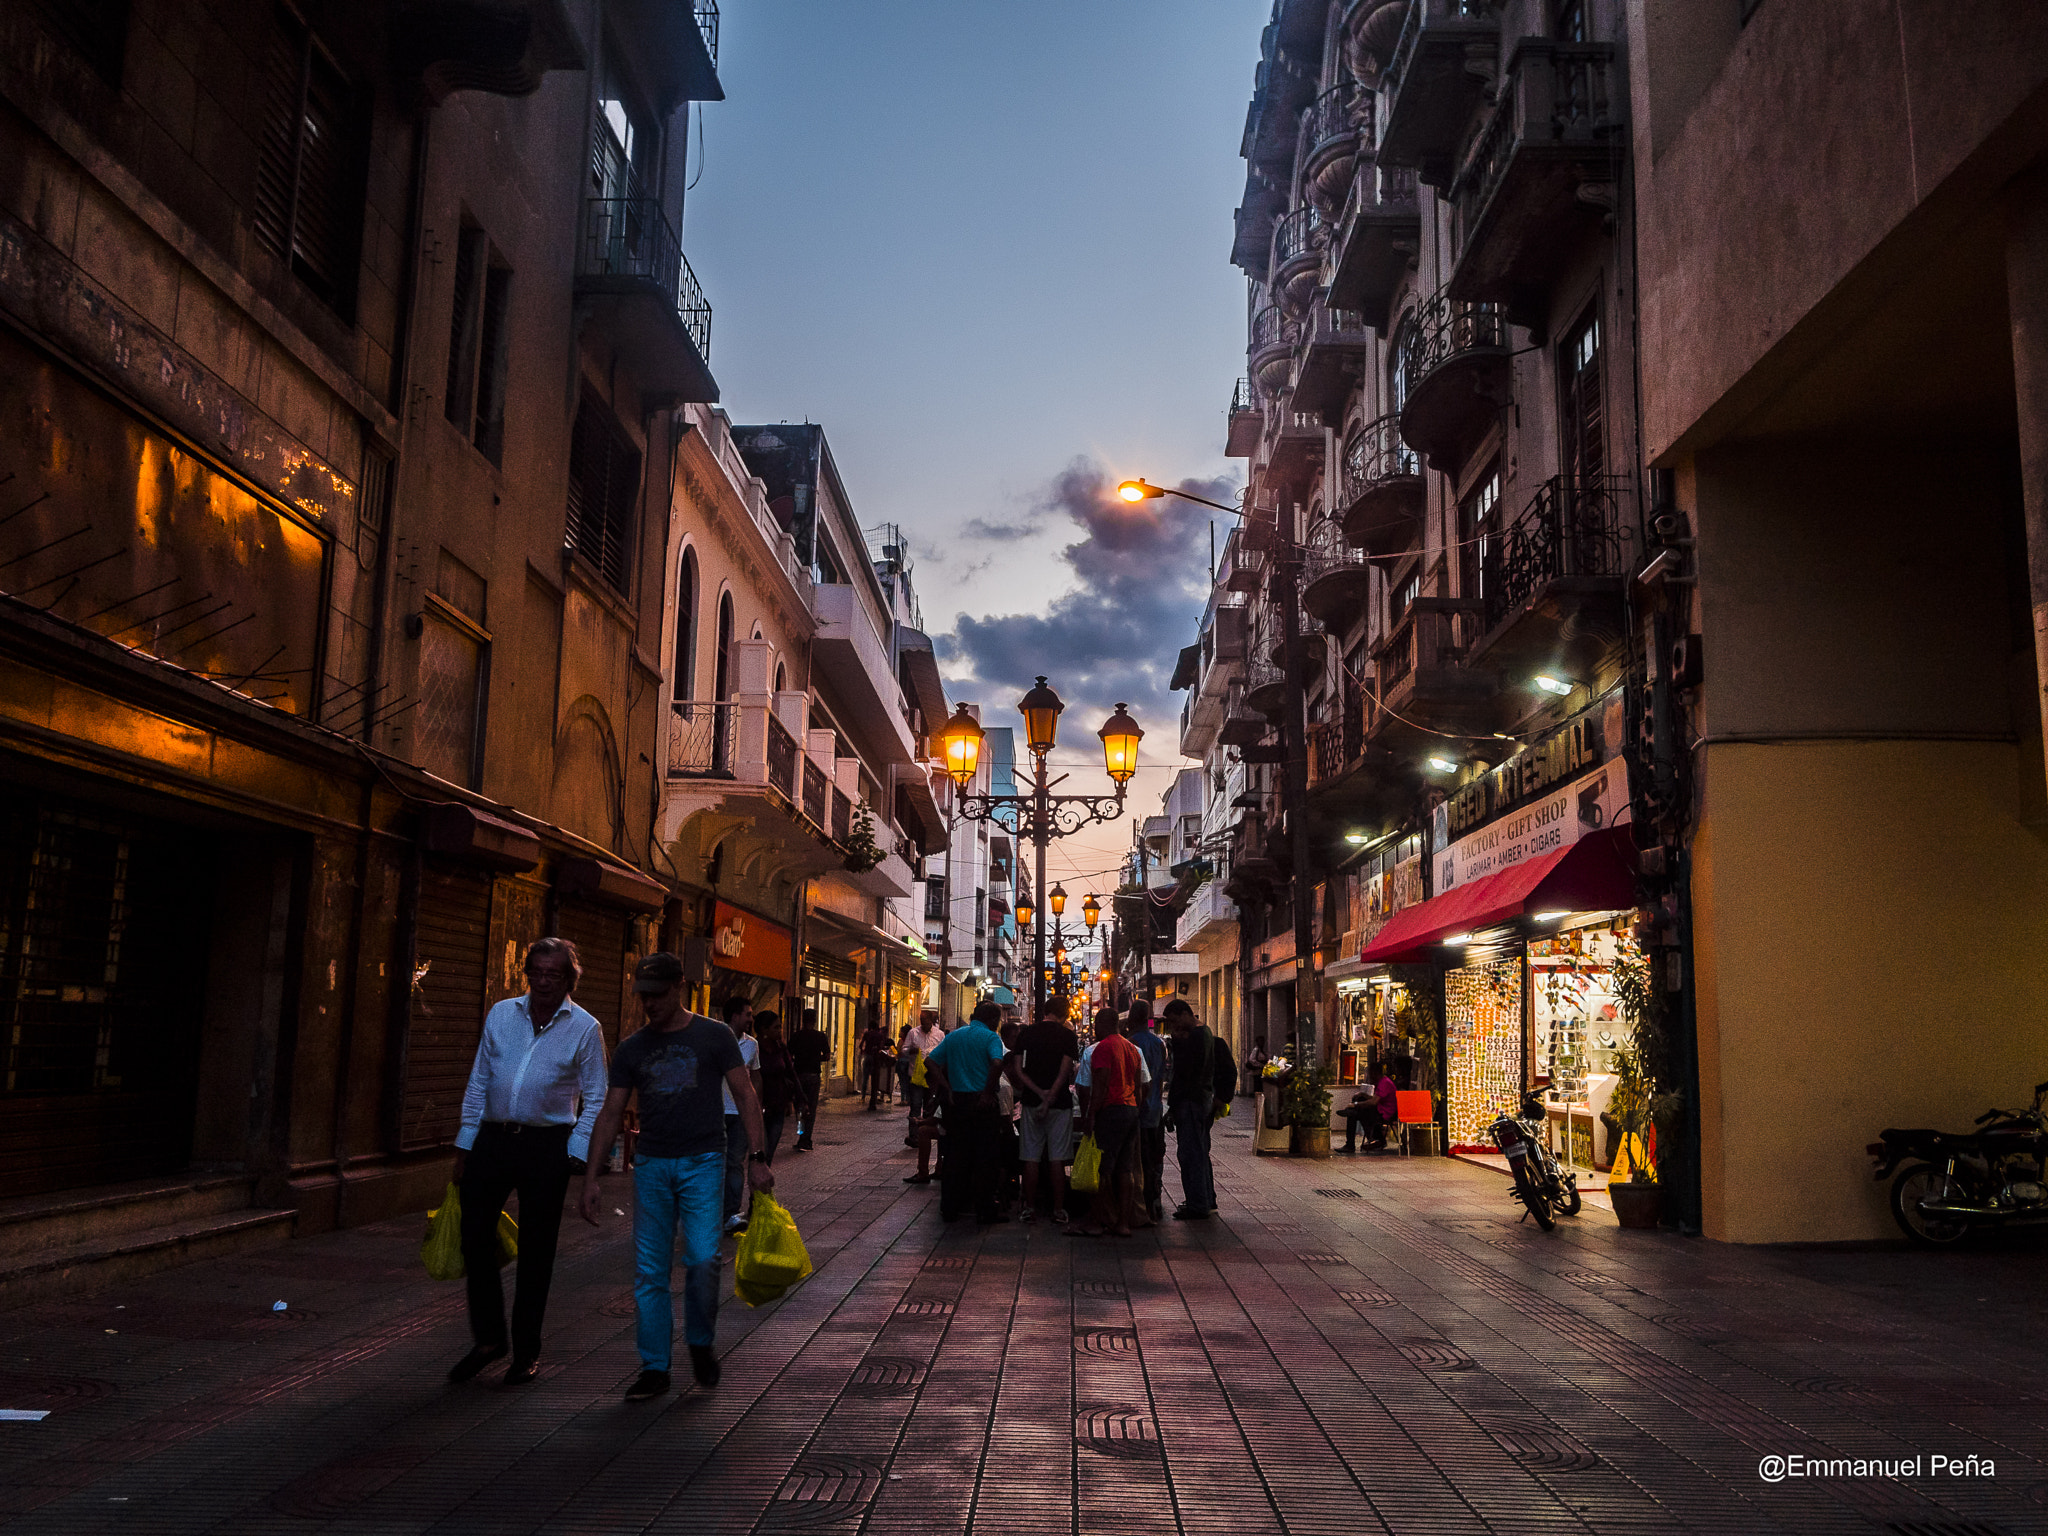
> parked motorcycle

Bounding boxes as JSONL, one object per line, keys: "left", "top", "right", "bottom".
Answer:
{"left": 1868, "top": 1081, "right": 2048, "bottom": 1246}
{"left": 1488, "top": 1092, "right": 1581, "bottom": 1231}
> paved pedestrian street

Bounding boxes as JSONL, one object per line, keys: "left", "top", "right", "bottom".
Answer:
{"left": 3, "top": 1102, "right": 2044, "bottom": 1536}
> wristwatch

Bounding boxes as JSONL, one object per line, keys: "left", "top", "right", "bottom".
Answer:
{"left": 747, "top": 1151, "right": 770, "bottom": 1164}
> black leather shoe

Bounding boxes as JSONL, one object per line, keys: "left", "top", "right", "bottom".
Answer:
{"left": 903, "top": 1173, "right": 932, "bottom": 1184}
{"left": 625, "top": 1369, "right": 671, "bottom": 1402}
{"left": 502, "top": 1358, "right": 541, "bottom": 1386}
{"left": 1171, "top": 1206, "right": 1212, "bottom": 1221}
{"left": 689, "top": 1344, "right": 721, "bottom": 1388}
{"left": 447, "top": 1344, "right": 507, "bottom": 1383}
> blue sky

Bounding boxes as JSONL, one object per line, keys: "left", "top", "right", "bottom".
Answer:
{"left": 686, "top": 1, "right": 1262, "bottom": 886}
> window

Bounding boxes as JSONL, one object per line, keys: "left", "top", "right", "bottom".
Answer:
{"left": 1559, "top": 306, "right": 1605, "bottom": 482}
{"left": 713, "top": 592, "right": 734, "bottom": 700}
{"left": 925, "top": 877, "right": 947, "bottom": 923}
{"left": 1390, "top": 314, "right": 1416, "bottom": 413}
{"left": 445, "top": 226, "right": 512, "bottom": 463}
{"left": 1459, "top": 468, "right": 1500, "bottom": 604}
{"left": 673, "top": 547, "right": 699, "bottom": 699}
{"left": 253, "top": 6, "right": 366, "bottom": 315}
{"left": 1553, "top": 0, "right": 1587, "bottom": 42}
{"left": 1391, "top": 572, "right": 1421, "bottom": 627}
{"left": 416, "top": 603, "right": 486, "bottom": 788}
{"left": 592, "top": 54, "right": 655, "bottom": 201}
{"left": 774, "top": 660, "right": 786, "bottom": 692}
{"left": 565, "top": 387, "right": 640, "bottom": 592}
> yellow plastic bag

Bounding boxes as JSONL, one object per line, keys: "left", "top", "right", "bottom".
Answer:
{"left": 735, "top": 1192, "right": 812, "bottom": 1307}
{"left": 1071, "top": 1134, "right": 1102, "bottom": 1193}
{"left": 910, "top": 1053, "right": 928, "bottom": 1088}
{"left": 420, "top": 1183, "right": 518, "bottom": 1281}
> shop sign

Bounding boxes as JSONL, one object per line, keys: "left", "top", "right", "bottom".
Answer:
{"left": 1432, "top": 760, "right": 1631, "bottom": 895}
{"left": 711, "top": 899, "right": 793, "bottom": 980}
{"left": 1357, "top": 855, "right": 1424, "bottom": 950}
{"left": 1442, "top": 690, "right": 1626, "bottom": 841}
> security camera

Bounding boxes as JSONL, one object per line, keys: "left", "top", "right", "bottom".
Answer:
{"left": 1651, "top": 511, "right": 1690, "bottom": 544}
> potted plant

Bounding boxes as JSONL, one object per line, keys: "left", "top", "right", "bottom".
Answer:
{"left": 1282, "top": 1058, "right": 1337, "bottom": 1159}
{"left": 841, "top": 804, "right": 885, "bottom": 874}
{"left": 1604, "top": 954, "right": 1684, "bottom": 1229}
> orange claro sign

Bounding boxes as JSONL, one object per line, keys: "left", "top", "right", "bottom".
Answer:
{"left": 711, "top": 900, "right": 793, "bottom": 980}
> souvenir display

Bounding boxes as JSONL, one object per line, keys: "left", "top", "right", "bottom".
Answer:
{"left": 1444, "top": 958, "right": 1522, "bottom": 1149}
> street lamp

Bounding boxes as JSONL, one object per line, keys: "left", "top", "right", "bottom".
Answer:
{"left": 1082, "top": 892, "right": 1101, "bottom": 930}
{"left": 937, "top": 703, "right": 985, "bottom": 786}
{"left": 948, "top": 675, "right": 1143, "bottom": 1019}
{"left": 1015, "top": 896, "right": 1034, "bottom": 932}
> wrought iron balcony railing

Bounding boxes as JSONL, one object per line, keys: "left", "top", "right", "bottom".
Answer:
{"left": 1400, "top": 286, "right": 1507, "bottom": 401}
{"left": 695, "top": 0, "right": 719, "bottom": 67}
{"left": 1384, "top": 0, "right": 1500, "bottom": 121}
{"left": 1343, "top": 413, "right": 1419, "bottom": 498}
{"left": 801, "top": 756, "right": 828, "bottom": 827}
{"left": 668, "top": 699, "right": 738, "bottom": 777}
{"left": 580, "top": 198, "right": 712, "bottom": 361}
{"left": 1302, "top": 514, "right": 1365, "bottom": 585}
{"left": 1479, "top": 475, "right": 1635, "bottom": 631}
{"left": 766, "top": 712, "right": 798, "bottom": 799}
{"left": 1271, "top": 203, "right": 1324, "bottom": 272}
{"left": 1452, "top": 40, "right": 1623, "bottom": 249}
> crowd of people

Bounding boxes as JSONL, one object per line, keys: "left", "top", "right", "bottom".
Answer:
{"left": 443, "top": 939, "right": 1241, "bottom": 1407}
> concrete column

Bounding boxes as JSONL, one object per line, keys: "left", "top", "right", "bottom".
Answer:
{"left": 2007, "top": 164, "right": 2048, "bottom": 801}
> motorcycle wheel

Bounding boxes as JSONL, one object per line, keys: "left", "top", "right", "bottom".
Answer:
{"left": 1890, "top": 1163, "right": 1971, "bottom": 1247}
{"left": 1512, "top": 1161, "right": 1557, "bottom": 1232}
{"left": 1554, "top": 1178, "right": 1582, "bottom": 1218}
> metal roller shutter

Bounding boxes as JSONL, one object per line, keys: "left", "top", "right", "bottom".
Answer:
{"left": 402, "top": 862, "right": 493, "bottom": 1150}
{"left": 556, "top": 903, "right": 628, "bottom": 1054}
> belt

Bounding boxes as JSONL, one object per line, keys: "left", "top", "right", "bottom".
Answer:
{"left": 481, "top": 1120, "right": 569, "bottom": 1136}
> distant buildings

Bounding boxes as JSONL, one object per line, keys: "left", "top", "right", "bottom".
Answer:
{"left": 1168, "top": 0, "right": 2048, "bottom": 1242}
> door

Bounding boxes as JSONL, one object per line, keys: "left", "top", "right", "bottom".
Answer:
{"left": 556, "top": 902, "right": 628, "bottom": 1054}
{"left": 1558, "top": 305, "right": 1604, "bottom": 485}
{"left": 402, "top": 862, "right": 493, "bottom": 1150}
{"left": 0, "top": 794, "right": 213, "bottom": 1195}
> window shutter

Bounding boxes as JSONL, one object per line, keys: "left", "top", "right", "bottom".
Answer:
{"left": 473, "top": 264, "right": 512, "bottom": 463}
{"left": 444, "top": 228, "right": 483, "bottom": 432}
{"left": 566, "top": 390, "right": 639, "bottom": 594}
{"left": 252, "top": 18, "right": 303, "bottom": 266}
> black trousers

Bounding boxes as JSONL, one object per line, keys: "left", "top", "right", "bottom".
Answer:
{"left": 795, "top": 1074, "right": 822, "bottom": 1145}
{"left": 460, "top": 1123, "right": 571, "bottom": 1362}
{"left": 1341, "top": 1105, "right": 1386, "bottom": 1150}
{"left": 1139, "top": 1121, "right": 1166, "bottom": 1213}
{"left": 938, "top": 1100, "right": 1003, "bottom": 1220}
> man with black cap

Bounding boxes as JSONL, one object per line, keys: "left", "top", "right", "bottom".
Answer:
{"left": 580, "top": 952, "right": 773, "bottom": 1402}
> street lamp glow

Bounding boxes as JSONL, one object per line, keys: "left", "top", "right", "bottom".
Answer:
{"left": 1428, "top": 756, "right": 1460, "bottom": 773}
{"left": 1117, "top": 479, "right": 1159, "bottom": 502}
{"left": 1015, "top": 897, "right": 1035, "bottom": 931}
{"left": 936, "top": 702, "right": 985, "bottom": 786}
{"left": 1098, "top": 702, "right": 1144, "bottom": 785}
{"left": 1344, "top": 831, "right": 1370, "bottom": 845}
{"left": 1049, "top": 884, "right": 1068, "bottom": 917}
{"left": 1019, "top": 675, "right": 1064, "bottom": 756}
{"left": 1533, "top": 674, "right": 1574, "bottom": 697}
{"left": 1082, "top": 893, "right": 1101, "bottom": 929}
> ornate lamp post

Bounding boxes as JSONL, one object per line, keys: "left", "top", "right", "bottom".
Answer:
{"left": 937, "top": 679, "right": 1142, "bottom": 1020}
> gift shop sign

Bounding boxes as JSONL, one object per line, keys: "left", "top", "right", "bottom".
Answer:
{"left": 1441, "top": 689, "right": 1625, "bottom": 840}
{"left": 1432, "top": 760, "right": 1630, "bottom": 895}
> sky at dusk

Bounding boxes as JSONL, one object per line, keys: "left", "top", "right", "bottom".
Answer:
{"left": 686, "top": 0, "right": 1265, "bottom": 891}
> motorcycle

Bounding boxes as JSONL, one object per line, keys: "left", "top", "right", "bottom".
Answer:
{"left": 1487, "top": 1091, "right": 1581, "bottom": 1231}
{"left": 1868, "top": 1080, "right": 2048, "bottom": 1246}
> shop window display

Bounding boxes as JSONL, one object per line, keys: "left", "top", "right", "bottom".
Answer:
{"left": 1445, "top": 958, "right": 1523, "bottom": 1150}
{"left": 1530, "top": 918, "right": 1640, "bottom": 1168}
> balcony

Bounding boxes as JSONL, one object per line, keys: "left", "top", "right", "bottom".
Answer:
{"left": 1176, "top": 876, "right": 1240, "bottom": 950}
{"left": 608, "top": 0, "right": 723, "bottom": 110}
{"left": 390, "top": 0, "right": 584, "bottom": 100}
{"left": 1370, "top": 601, "right": 1496, "bottom": 753}
{"left": 1305, "top": 676, "right": 1422, "bottom": 830}
{"left": 1469, "top": 475, "right": 1635, "bottom": 680}
{"left": 1291, "top": 300, "right": 1375, "bottom": 421}
{"left": 1249, "top": 306, "right": 1297, "bottom": 398}
{"left": 1298, "top": 82, "right": 1373, "bottom": 219}
{"left": 1243, "top": 652, "right": 1288, "bottom": 719}
{"left": 1377, "top": 0, "right": 1502, "bottom": 190}
{"left": 1300, "top": 516, "right": 1371, "bottom": 629}
{"left": 576, "top": 199, "right": 716, "bottom": 402}
{"left": 1261, "top": 408, "right": 1325, "bottom": 492}
{"left": 811, "top": 583, "right": 919, "bottom": 766}
{"left": 1324, "top": 163, "right": 1421, "bottom": 332}
{"left": 1226, "top": 378, "right": 1262, "bottom": 458}
{"left": 1339, "top": 413, "right": 1424, "bottom": 556}
{"left": 1269, "top": 204, "right": 1325, "bottom": 319}
{"left": 1223, "top": 540, "right": 1266, "bottom": 594}
{"left": 1398, "top": 287, "right": 1510, "bottom": 471}
{"left": 1448, "top": 40, "right": 1625, "bottom": 319}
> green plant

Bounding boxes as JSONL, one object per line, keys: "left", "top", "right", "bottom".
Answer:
{"left": 1281, "top": 1058, "right": 1337, "bottom": 1128}
{"left": 1609, "top": 953, "right": 1685, "bottom": 1183}
{"left": 842, "top": 804, "right": 884, "bottom": 873}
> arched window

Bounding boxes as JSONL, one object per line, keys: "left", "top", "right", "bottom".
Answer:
{"left": 774, "top": 660, "right": 787, "bottom": 692}
{"left": 674, "top": 546, "right": 699, "bottom": 701}
{"left": 714, "top": 591, "right": 734, "bottom": 701}
{"left": 1390, "top": 313, "right": 1416, "bottom": 414}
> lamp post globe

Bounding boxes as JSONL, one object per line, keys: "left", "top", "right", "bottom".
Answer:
{"left": 1049, "top": 884, "right": 1067, "bottom": 917}
{"left": 1015, "top": 897, "right": 1034, "bottom": 932}
{"left": 1098, "top": 702, "right": 1143, "bottom": 785}
{"left": 1082, "top": 892, "right": 1101, "bottom": 930}
{"left": 1019, "top": 676, "right": 1064, "bottom": 757}
{"left": 937, "top": 703, "right": 985, "bottom": 787}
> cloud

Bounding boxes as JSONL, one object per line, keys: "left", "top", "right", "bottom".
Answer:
{"left": 936, "top": 458, "right": 1238, "bottom": 757}
{"left": 961, "top": 516, "right": 1042, "bottom": 542}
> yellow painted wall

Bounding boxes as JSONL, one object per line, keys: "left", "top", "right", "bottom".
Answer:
{"left": 1691, "top": 740, "right": 2048, "bottom": 1243}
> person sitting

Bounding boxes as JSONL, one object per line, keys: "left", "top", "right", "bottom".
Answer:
{"left": 1338, "top": 1089, "right": 1381, "bottom": 1154}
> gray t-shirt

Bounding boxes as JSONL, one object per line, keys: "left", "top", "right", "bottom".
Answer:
{"left": 609, "top": 1016, "right": 744, "bottom": 1159}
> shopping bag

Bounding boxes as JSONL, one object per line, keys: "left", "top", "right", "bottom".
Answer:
{"left": 420, "top": 1183, "right": 518, "bottom": 1280}
{"left": 910, "top": 1053, "right": 928, "bottom": 1088}
{"left": 1071, "top": 1134, "right": 1102, "bottom": 1193}
{"left": 734, "top": 1193, "right": 812, "bottom": 1307}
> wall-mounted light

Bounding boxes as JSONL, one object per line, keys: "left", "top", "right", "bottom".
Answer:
{"left": 1533, "top": 674, "right": 1574, "bottom": 697}
{"left": 1428, "top": 756, "right": 1460, "bottom": 774}
{"left": 1443, "top": 933, "right": 1473, "bottom": 945}
{"left": 1344, "top": 831, "right": 1370, "bottom": 845}
{"left": 1532, "top": 911, "right": 1569, "bottom": 922}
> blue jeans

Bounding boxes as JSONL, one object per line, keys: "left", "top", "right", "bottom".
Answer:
{"left": 633, "top": 1152, "right": 724, "bottom": 1368}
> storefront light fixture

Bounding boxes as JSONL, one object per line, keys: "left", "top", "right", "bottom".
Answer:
{"left": 1444, "top": 932, "right": 1473, "bottom": 945}
{"left": 1428, "top": 756, "right": 1460, "bottom": 774}
{"left": 1344, "top": 831, "right": 1370, "bottom": 844}
{"left": 1532, "top": 911, "right": 1569, "bottom": 922}
{"left": 1533, "top": 674, "right": 1575, "bottom": 697}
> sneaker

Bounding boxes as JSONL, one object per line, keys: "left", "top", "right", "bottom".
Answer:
{"left": 1018, "top": 1206, "right": 1036, "bottom": 1223}
{"left": 689, "top": 1345, "right": 721, "bottom": 1389}
{"left": 446, "top": 1343, "right": 508, "bottom": 1383}
{"left": 1051, "top": 1208, "right": 1071, "bottom": 1225}
{"left": 725, "top": 1214, "right": 748, "bottom": 1234}
{"left": 625, "top": 1369, "right": 671, "bottom": 1402}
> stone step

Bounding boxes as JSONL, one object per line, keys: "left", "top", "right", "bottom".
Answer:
{"left": 0, "top": 1173, "right": 257, "bottom": 1262}
{"left": 0, "top": 1207, "right": 296, "bottom": 1311}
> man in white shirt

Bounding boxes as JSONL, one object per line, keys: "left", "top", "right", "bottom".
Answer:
{"left": 902, "top": 1012, "right": 944, "bottom": 1128}
{"left": 718, "top": 996, "right": 762, "bottom": 1233}
{"left": 446, "top": 936, "right": 608, "bottom": 1387}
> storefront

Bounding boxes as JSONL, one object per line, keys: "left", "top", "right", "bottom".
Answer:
{"left": 1362, "top": 693, "right": 1641, "bottom": 1160}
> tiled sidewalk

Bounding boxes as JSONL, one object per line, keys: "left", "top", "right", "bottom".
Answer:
{"left": 2, "top": 1100, "right": 2045, "bottom": 1535}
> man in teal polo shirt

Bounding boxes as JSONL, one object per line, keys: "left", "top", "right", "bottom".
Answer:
{"left": 923, "top": 1000, "right": 1009, "bottom": 1224}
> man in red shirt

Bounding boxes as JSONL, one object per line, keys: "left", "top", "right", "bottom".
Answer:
{"left": 1071, "top": 1006, "right": 1150, "bottom": 1237}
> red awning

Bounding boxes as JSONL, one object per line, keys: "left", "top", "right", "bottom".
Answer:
{"left": 1360, "top": 827, "right": 1638, "bottom": 964}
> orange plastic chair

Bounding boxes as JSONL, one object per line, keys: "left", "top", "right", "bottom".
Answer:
{"left": 1394, "top": 1090, "right": 1436, "bottom": 1157}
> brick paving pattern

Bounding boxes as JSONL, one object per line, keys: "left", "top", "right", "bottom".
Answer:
{"left": 2, "top": 1101, "right": 2046, "bottom": 1535}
